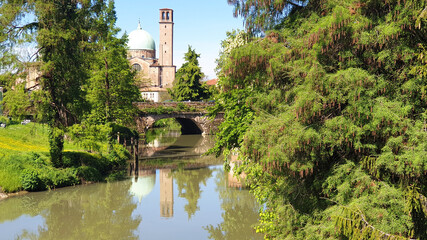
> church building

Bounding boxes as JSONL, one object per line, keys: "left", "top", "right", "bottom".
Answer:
{"left": 127, "top": 9, "right": 176, "bottom": 102}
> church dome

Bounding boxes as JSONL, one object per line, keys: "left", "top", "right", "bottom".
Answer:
{"left": 128, "top": 22, "right": 156, "bottom": 51}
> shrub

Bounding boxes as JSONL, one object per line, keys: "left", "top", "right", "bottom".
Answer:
{"left": 108, "top": 144, "right": 130, "bottom": 169}
{"left": 21, "top": 169, "right": 46, "bottom": 191}
{"left": 77, "top": 166, "right": 102, "bottom": 182}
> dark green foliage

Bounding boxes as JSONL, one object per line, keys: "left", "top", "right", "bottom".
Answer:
{"left": 214, "top": 0, "right": 427, "bottom": 239}
{"left": 48, "top": 127, "right": 64, "bottom": 168}
{"left": 169, "top": 46, "right": 210, "bottom": 101}
{"left": 19, "top": 153, "right": 80, "bottom": 191}
{"left": 107, "top": 144, "right": 130, "bottom": 169}
{"left": 20, "top": 169, "right": 47, "bottom": 191}
{"left": 1, "top": 83, "right": 31, "bottom": 120}
{"left": 227, "top": 0, "right": 306, "bottom": 34}
{"left": 76, "top": 166, "right": 102, "bottom": 182}
{"left": 63, "top": 152, "right": 109, "bottom": 175}
{"left": 208, "top": 88, "right": 255, "bottom": 159}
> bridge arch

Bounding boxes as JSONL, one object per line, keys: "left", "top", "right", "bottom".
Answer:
{"left": 175, "top": 118, "right": 202, "bottom": 134}
{"left": 136, "top": 113, "right": 222, "bottom": 135}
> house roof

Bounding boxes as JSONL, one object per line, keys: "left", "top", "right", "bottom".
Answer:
{"left": 205, "top": 78, "right": 218, "bottom": 86}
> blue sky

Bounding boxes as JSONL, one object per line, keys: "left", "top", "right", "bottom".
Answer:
{"left": 114, "top": 0, "right": 244, "bottom": 80}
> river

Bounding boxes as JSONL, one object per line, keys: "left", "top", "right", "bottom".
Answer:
{"left": 0, "top": 130, "right": 263, "bottom": 240}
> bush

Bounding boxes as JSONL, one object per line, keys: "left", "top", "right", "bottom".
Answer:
{"left": 108, "top": 144, "right": 130, "bottom": 169}
{"left": 21, "top": 169, "right": 46, "bottom": 191}
{"left": 21, "top": 167, "right": 79, "bottom": 191}
{"left": 77, "top": 166, "right": 102, "bottom": 182}
{"left": 63, "top": 151, "right": 109, "bottom": 176}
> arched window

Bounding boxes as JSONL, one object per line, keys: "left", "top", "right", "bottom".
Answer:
{"left": 162, "top": 12, "right": 165, "bottom": 20}
{"left": 132, "top": 63, "right": 142, "bottom": 71}
{"left": 166, "top": 12, "right": 170, "bottom": 20}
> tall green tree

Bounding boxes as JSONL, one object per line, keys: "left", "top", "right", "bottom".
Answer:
{"left": 85, "top": 0, "right": 140, "bottom": 126}
{"left": 35, "top": 0, "right": 106, "bottom": 167}
{"left": 214, "top": 0, "right": 427, "bottom": 239}
{"left": 67, "top": 0, "right": 141, "bottom": 153}
{"left": 169, "top": 46, "right": 209, "bottom": 101}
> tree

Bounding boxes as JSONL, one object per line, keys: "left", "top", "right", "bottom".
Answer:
{"left": 1, "top": 83, "right": 31, "bottom": 120}
{"left": 34, "top": 0, "right": 107, "bottom": 167}
{"left": 68, "top": 0, "right": 141, "bottom": 153}
{"left": 214, "top": 0, "right": 427, "bottom": 239}
{"left": 227, "top": 0, "right": 306, "bottom": 34}
{"left": 85, "top": 0, "right": 140, "bottom": 126}
{"left": 169, "top": 46, "right": 209, "bottom": 101}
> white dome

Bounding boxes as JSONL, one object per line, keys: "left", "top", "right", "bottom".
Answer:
{"left": 128, "top": 22, "right": 156, "bottom": 51}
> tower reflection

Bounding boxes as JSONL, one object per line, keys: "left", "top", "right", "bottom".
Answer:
{"left": 160, "top": 169, "right": 173, "bottom": 218}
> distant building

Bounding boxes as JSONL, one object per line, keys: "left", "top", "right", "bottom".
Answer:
{"left": 128, "top": 9, "right": 176, "bottom": 102}
{"left": 15, "top": 62, "right": 42, "bottom": 92}
{"left": 205, "top": 78, "right": 218, "bottom": 86}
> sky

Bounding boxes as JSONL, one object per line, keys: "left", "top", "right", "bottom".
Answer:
{"left": 114, "top": 0, "right": 244, "bottom": 80}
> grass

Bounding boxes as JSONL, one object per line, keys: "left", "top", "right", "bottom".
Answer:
{"left": 0, "top": 123, "right": 83, "bottom": 155}
{"left": 0, "top": 122, "right": 127, "bottom": 193}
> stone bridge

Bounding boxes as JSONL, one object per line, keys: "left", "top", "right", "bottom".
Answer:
{"left": 135, "top": 102, "right": 223, "bottom": 135}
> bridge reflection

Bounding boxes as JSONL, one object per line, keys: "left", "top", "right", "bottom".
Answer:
{"left": 138, "top": 134, "right": 215, "bottom": 160}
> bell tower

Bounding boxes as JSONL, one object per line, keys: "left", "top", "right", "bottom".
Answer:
{"left": 159, "top": 9, "right": 176, "bottom": 88}
{"left": 159, "top": 9, "right": 173, "bottom": 66}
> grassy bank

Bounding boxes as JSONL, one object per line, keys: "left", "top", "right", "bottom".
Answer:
{"left": 0, "top": 122, "right": 129, "bottom": 193}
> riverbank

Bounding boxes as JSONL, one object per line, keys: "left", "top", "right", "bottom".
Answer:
{"left": 0, "top": 122, "right": 130, "bottom": 193}
{"left": 0, "top": 187, "right": 28, "bottom": 201}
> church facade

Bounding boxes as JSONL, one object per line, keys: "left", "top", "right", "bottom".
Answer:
{"left": 128, "top": 8, "right": 176, "bottom": 102}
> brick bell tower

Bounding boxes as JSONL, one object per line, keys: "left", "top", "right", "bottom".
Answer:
{"left": 159, "top": 8, "right": 176, "bottom": 88}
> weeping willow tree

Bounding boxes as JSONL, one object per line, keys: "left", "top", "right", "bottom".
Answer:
{"left": 213, "top": 0, "right": 427, "bottom": 239}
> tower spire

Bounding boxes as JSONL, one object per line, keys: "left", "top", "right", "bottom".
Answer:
{"left": 137, "top": 19, "right": 142, "bottom": 30}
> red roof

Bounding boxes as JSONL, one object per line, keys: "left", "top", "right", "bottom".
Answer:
{"left": 205, "top": 78, "right": 218, "bottom": 86}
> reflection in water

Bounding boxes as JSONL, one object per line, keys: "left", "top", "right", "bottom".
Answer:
{"left": 159, "top": 169, "right": 173, "bottom": 218}
{"left": 205, "top": 167, "right": 263, "bottom": 240}
{"left": 129, "top": 170, "right": 156, "bottom": 202}
{"left": 173, "top": 167, "right": 213, "bottom": 219}
{"left": 0, "top": 181, "right": 141, "bottom": 240}
{"left": 228, "top": 154, "right": 247, "bottom": 188}
{"left": 139, "top": 133, "right": 216, "bottom": 159}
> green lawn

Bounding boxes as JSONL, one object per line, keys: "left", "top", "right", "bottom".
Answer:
{"left": 0, "top": 123, "right": 83, "bottom": 156}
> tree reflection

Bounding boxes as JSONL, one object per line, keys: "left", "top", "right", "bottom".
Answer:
{"left": 204, "top": 168, "right": 263, "bottom": 240}
{"left": 2, "top": 181, "right": 141, "bottom": 239}
{"left": 172, "top": 167, "right": 213, "bottom": 219}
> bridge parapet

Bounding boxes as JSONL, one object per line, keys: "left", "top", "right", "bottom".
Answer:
{"left": 135, "top": 102, "right": 214, "bottom": 113}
